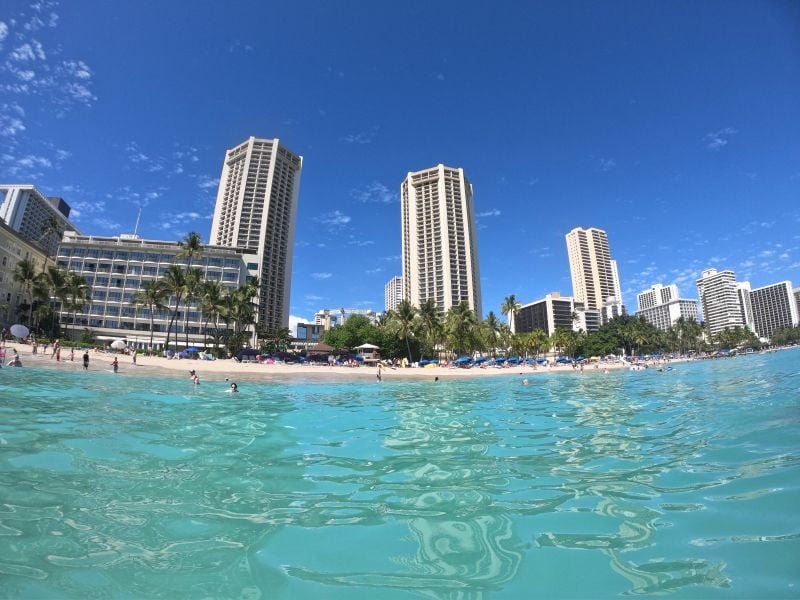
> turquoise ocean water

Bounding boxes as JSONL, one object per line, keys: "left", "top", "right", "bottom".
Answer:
{"left": 0, "top": 350, "right": 798, "bottom": 599}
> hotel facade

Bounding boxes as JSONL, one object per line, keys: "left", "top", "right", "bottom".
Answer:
{"left": 565, "top": 226, "right": 623, "bottom": 320}
{"left": 748, "top": 281, "right": 799, "bottom": 341}
{"left": 635, "top": 283, "right": 700, "bottom": 331}
{"left": 209, "top": 136, "right": 302, "bottom": 333}
{"left": 55, "top": 232, "right": 257, "bottom": 350}
{"left": 514, "top": 292, "right": 601, "bottom": 336}
{"left": 401, "top": 165, "right": 482, "bottom": 317}
{"left": 0, "top": 219, "right": 47, "bottom": 324}
{"left": 696, "top": 268, "right": 753, "bottom": 337}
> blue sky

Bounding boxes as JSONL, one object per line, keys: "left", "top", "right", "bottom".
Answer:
{"left": 2, "top": 1, "right": 799, "bottom": 327}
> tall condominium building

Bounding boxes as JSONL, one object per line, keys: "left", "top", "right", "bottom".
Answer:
{"left": 0, "top": 219, "right": 47, "bottom": 322}
{"left": 209, "top": 137, "right": 302, "bottom": 332}
{"left": 0, "top": 184, "right": 79, "bottom": 256}
{"left": 401, "top": 164, "right": 482, "bottom": 317}
{"left": 55, "top": 232, "right": 257, "bottom": 349}
{"left": 515, "top": 292, "right": 601, "bottom": 336}
{"left": 748, "top": 281, "right": 799, "bottom": 341}
{"left": 565, "top": 227, "right": 621, "bottom": 312}
{"left": 384, "top": 275, "right": 404, "bottom": 312}
{"left": 635, "top": 283, "right": 699, "bottom": 331}
{"left": 696, "top": 268, "right": 752, "bottom": 336}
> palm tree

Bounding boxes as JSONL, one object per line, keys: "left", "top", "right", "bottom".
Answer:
{"left": 529, "top": 328, "right": 549, "bottom": 359}
{"left": 182, "top": 267, "right": 203, "bottom": 348}
{"left": 12, "top": 257, "right": 38, "bottom": 326}
{"left": 198, "top": 280, "right": 226, "bottom": 350}
{"left": 391, "top": 300, "right": 417, "bottom": 363}
{"left": 417, "top": 298, "right": 442, "bottom": 358}
{"left": 42, "top": 266, "right": 68, "bottom": 335}
{"left": 133, "top": 280, "right": 167, "bottom": 354}
{"left": 482, "top": 311, "right": 501, "bottom": 356}
{"left": 161, "top": 265, "right": 186, "bottom": 351}
{"left": 38, "top": 215, "right": 62, "bottom": 272}
{"left": 501, "top": 294, "right": 521, "bottom": 334}
{"left": 64, "top": 271, "right": 91, "bottom": 338}
{"left": 177, "top": 231, "right": 203, "bottom": 269}
{"left": 445, "top": 301, "right": 478, "bottom": 357}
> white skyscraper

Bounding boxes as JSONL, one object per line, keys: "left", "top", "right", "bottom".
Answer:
{"left": 696, "top": 268, "right": 752, "bottom": 336}
{"left": 401, "top": 164, "right": 482, "bottom": 316}
{"left": 384, "top": 275, "right": 404, "bottom": 312}
{"left": 566, "top": 227, "right": 622, "bottom": 315}
{"left": 210, "top": 137, "right": 302, "bottom": 332}
{"left": 0, "top": 184, "right": 79, "bottom": 256}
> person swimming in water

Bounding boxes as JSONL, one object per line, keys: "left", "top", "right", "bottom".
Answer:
{"left": 229, "top": 382, "right": 238, "bottom": 393}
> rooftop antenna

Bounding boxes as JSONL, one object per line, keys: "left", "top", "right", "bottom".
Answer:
{"left": 133, "top": 207, "right": 142, "bottom": 237}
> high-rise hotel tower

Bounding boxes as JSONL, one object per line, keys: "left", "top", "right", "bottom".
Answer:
{"left": 401, "top": 165, "right": 482, "bottom": 317}
{"left": 210, "top": 137, "right": 302, "bottom": 331}
{"left": 565, "top": 227, "right": 622, "bottom": 313}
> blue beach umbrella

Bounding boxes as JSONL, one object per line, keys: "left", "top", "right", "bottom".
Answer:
{"left": 185, "top": 347, "right": 200, "bottom": 353}
{"left": 454, "top": 356, "right": 472, "bottom": 364}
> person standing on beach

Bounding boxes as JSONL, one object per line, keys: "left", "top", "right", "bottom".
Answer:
{"left": 111, "top": 357, "right": 119, "bottom": 374}
{"left": 132, "top": 350, "right": 137, "bottom": 365}
{"left": 377, "top": 363, "right": 382, "bottom": 382}
{"left": 70, "top": 347, "right": 75, "bottom": 362}
{"left": 83, "top": 350, "right": 89, "bottom": 371}
{"left": 51, "top": 339, "right": 60, "bottom": 359}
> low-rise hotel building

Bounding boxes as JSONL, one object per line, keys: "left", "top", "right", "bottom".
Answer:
{"left": 55, "top": 232, "right": 257, "bottom": 350}
{"left": 748, "top": 281, "right": 799, "bottom": 341}
{"left": 514, "top": 292, "right": 600, "bottom": 335}
{"left": 0, "top": 219, "right": 47, "bottom": 324}
{"left": 635, "top": 284, "right": 699, "bottom": 331}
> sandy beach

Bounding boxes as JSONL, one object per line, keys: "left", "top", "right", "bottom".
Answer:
{"left": 2, "top": 343, "right": 643, "bottom": 384}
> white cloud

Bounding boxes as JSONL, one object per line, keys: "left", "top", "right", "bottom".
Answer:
{"left": 70, "top": 199, "right": 107, "bottom": 218}
{"left": 340, "top": 126, "right": 379, "bottom": 144}
{"left": 0, "top": 22, "right": 9, "bottom": 44}
{"left": 703, "top": 127, "right": 738, "bottom": 150}
{"left": 0, "top": 103, "right": 25, "bottom": 136}
{"left": 311, "top": 272, "right": 333, "bottom": 280}
{"left": 477, "top": 208, "right": 501, "bottom": 217}
{"left": 351, "top": 181, "right": 396, "bottom": 204}
{"left": 91, "top": 217, "right": 121, "bottom": 230}
{"left": 598, "top": 157, "right": 616, "bottom": 171}
{"left": 305, "top": 294, "right": 323, "bottom": 301}
{"left": 197, "top": 175, "right": 219, "bottom": 190}
{"left": 288, "top": 314, "right": 309, "bottom": 335}
{"left": 316, "top": 210, "right": 350, "bottom": 227}
{"left": 365, "top": 267, "right": 383, "bottom": 275}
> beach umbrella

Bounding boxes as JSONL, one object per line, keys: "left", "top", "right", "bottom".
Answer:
{"left": 9, "top": 324, "right": 29, "bottom": 339}
{"left": 473, "top": 357, "right": 487, "bottom": 364}
{"left": 184, "top": 347, "right": 200, "bottom": 353}
{"left": 110, "top": 339, "right": 126, "bottom": 350}
{"left": 235, "top": 348, "right": 259, "bottom": 360}
{"left": 454, "top": 356, "right": 472, "bottom": 364}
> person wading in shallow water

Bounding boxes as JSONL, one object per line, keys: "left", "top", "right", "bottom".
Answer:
{"left": 83, "top": 350, "right": 90, "bottom": 371}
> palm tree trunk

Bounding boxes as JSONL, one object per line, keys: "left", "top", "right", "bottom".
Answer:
{"left": 149, "top": 305, "right": 155, "bottom": 355}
